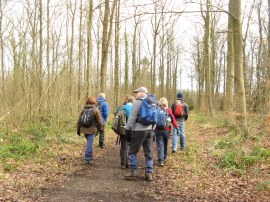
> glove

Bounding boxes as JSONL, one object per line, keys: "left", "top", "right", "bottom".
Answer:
{"left": 77, "top": 130, "right": 81, "bottom": 136}
{"left": 126, "top": 130, "right": 132, "bottom": 142}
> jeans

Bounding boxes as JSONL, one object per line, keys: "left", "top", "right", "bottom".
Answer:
{"left": 129, "top": 130, "right": 154, "bottom": 173}
{"left": 84, "top": 134, "right": 95, "bottom": 161}
{"left": 120, "top": 135, "right": 129, "bottom": 166}
{"left": 172, "top": 122, "right": 186, "bottom": 151}
{"left": 155, "top": 130, "right": 170, "bottom": 162}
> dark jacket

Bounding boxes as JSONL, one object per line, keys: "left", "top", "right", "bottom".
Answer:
{"left": 77, "top": 104, "right": 103, "bottom": 135}
{"left": 171, "top": 99, "right": 189, "bottom": 122}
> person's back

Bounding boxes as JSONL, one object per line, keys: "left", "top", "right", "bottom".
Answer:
{"left": 171, "top": 92, "right": 189, "bottom": 152}
{"left": 96, "top": 93, "right": 109, "bottom": 148}
{"left": 118, "top": 96, "right": 135, "bottom": 169}
{"left": 125, "top": 87, "right": 155, "bottom": 181}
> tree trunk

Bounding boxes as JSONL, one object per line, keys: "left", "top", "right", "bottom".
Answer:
{"left": 69, "top": 1, "right": 76, "bottom": 111}
{"left": 204, "top": 0, "right": 213, "bottom": 116}
{"left": 114, "top": 0, "right": 120, "bottom": 108}
{"left": 124, "top": 30, "right": 129, "bottom": 95}
{"left": 225, "top": 1, "right": 234, "bottom": 111}
{"left": 100, "top": 0, "right": 116, "bottom": 92}
{"left": 78, "top": 0, "right": 83, "bottom": 110}
{"left": 0, "top": 1, "right": 4, "bottom": 94}
{"left": 132, "top": 23, "right": 137, "bottom": 90}
{"left": 267, "top": 0, "right": 270, "bottom": 114}
{"left": 231, "top": 0, "right": 247, "bottom": 125}
{"left": 86, "top": 0, "right": 93, "bottom": 96}
{"left": 39, "top": 0, "right": 43, "bottom": 112}
{"left": 46, "top": 0, "right": 51, "bottom": 113}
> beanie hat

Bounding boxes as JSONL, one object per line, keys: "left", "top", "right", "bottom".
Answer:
{"left": 177, "top": 92, "right": 183, "bottom": 100}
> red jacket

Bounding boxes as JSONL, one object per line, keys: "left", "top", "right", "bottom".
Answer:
{"left": 156, "top": 108, "right": 178, "bottom": 131}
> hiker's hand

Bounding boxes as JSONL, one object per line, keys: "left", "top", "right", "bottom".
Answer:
{"left": 153, "top": 135, "right": 156, "bottom": 143}
{"left": 77, "top": 131, "right": 80, "bottom": 136}
{"left": 126, "top": 130, "right": 131, "bottom": 142}
{"left": 176, "top": 127, "right": 180, "bottom": 135}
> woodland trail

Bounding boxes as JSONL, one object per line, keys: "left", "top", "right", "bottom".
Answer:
{"left": 38, "top": 140, "right": 176, "bottom": 202}
{"left": 25, "top": 113, "right": 270, "bottom": 202}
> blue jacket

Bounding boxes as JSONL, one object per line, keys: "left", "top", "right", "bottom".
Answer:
{"left": 119, "top": 102, "right": 133, "bottom": 121}
{"left": 97, "top": 96, "right": 109, "bottom": 124}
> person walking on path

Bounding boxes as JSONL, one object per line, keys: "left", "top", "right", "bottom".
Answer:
{"left": 77, "top": 96, "right": 104, "bottom": 165}
{"left": 96, "top": 93, "right": 109, "bottom": 148}
{"left": 155, "top": 97, "right": 179, "bottom": 166}
{"left": 171, "top": 92, "right": 189, "bottom": 152}
{"left": 117, "top": 95, "right": 135, "bottom": 169}
{"left": 125, "top": 87, "right": 155, "bottom": 181}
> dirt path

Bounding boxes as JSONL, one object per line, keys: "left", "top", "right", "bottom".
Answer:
{"left": 39, "top": 139, "right": 175, "bottom": 202}
{"left": 25, "top": 115, "right": 269, "bottom": 202}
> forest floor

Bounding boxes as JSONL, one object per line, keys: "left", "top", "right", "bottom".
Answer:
{"left": 1, "top": 112, "right": 270, "bottom": 201}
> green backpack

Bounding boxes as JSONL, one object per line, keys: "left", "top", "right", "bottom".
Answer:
{"left": 112, "top": 106, "right": 126, "bottom": 136}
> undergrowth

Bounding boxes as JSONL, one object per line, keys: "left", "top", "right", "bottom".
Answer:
{"left": 0, "top": 115, "right": 80, "bottom": 172}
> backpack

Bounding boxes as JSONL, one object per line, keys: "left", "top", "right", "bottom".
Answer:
{"left": 111, "top": 106, "right": 127, "bottom": 136}
{"left": 156, "top": 108, "right": 170, "bottom": 128}
{"left": 137, "top": 94, "right": 158, "bottom": 125}
{"left": 173, "top": 101, "right": 184, "bottom": 117}
{"left": 80, "top": 108, "right": 95, "bottom": 127}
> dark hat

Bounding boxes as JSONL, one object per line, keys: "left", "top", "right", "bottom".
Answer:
{"left": 134, "top": 86, "right": 148, "bottom": 94}
{"left": 177, "top": 92, "right": 183, "bottom": 99}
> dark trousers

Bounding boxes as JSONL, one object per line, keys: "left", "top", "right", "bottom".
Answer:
{"left": 97, "top": 125, "right": 105, "bottom": 147}
{"left": 129, "top": 130, "right": 154, "bottom": 173}
{"left": 120, "top": 135, "right": 129, "bottom": 166}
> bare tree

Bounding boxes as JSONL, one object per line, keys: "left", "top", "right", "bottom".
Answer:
{"left": 114, "top": 0, "right": 120, "bottom": 107}
{"left": 100, "top": 0, "right": 116, "bottom": 92}
{"left": 267, "top": 0, "right": 270, "bottom": 115}
{"left": 231, "top": 0, "right": 247, "bottom": 125}
{"left": 86, "top": 0, "right": 93, "bottom": 96}
{"left": 225, "top": 0, "right": 234, "bottom": 111}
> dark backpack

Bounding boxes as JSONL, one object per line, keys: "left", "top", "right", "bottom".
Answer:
{"left": 173, "top": 101, "right": 184, "bottom": 117}
{"left": 156, "top": 108, "right": 170, "bottom": 128}
{"left": 137, "top": 94, "right": 158, "bottom": 125}
{"left": 80, "top": 108, "right": 95, "bottom": 127}
{"left": 111, "top": 106, "right": 127, "bottom": 136}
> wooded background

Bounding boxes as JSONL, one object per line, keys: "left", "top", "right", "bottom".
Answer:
{"left": 0, "top": 0, "right": 269, "bottom": 129}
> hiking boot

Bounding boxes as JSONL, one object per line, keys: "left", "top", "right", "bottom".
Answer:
{"left": 124, "top": 170, "right": 138, "bottom": 178}
{"left": 84, "top": 160, "right": 91, "bottom": 165}
{"left": 158, "top": 161, "right": 164, "bottom": 167}
{"left": 172, "top": 150, "right": 177, "bottom": 154}
{"left": 145, "top": 172, "right": 153, "bottom": 181}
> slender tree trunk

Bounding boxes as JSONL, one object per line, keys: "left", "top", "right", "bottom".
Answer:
{"left": 132, "top": 24, "right": 137, "bottom": 90}
{"left": 204, "top": 0, "right": 213, "bottom": 116}
{"left": 39, "top": 0, "right": 43, "bottom": 112}
{"left": 0, "top": 1, "right": 4, "bottom": 94}
{"left": 267, "top": 0, "right": 270, "bottom": 114}
{"left": 225, "top": 1, "right": 234, "bottom": 111}
{"left": 124, "top": 30, "right": 129, "bottom": 95}
{"left": 86, "top": 0, "right": 93, "bottom": 96}
{"left": 100, "top": 0, "right": 116, "bottom": 92}
{"left": 46, "top": 0, "right": 50, "bottom": 113}
{"left": 231, "top": 0, "right": 247, "bottom": 125}
{"left": 69, "top": 1, "right": 76, "bottom": 111}
{"left": 114, "top": 0, "right": 120, "bottom": 107}
{"left": 255, "top": 1, "right": 263, "bottom": 112}
{"left": 78, "top": 0, "right": 83, "bottom": 110}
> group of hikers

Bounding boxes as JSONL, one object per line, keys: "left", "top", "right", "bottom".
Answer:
{"left": 76, "top": 87, "right": 189, "bottom": 181}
